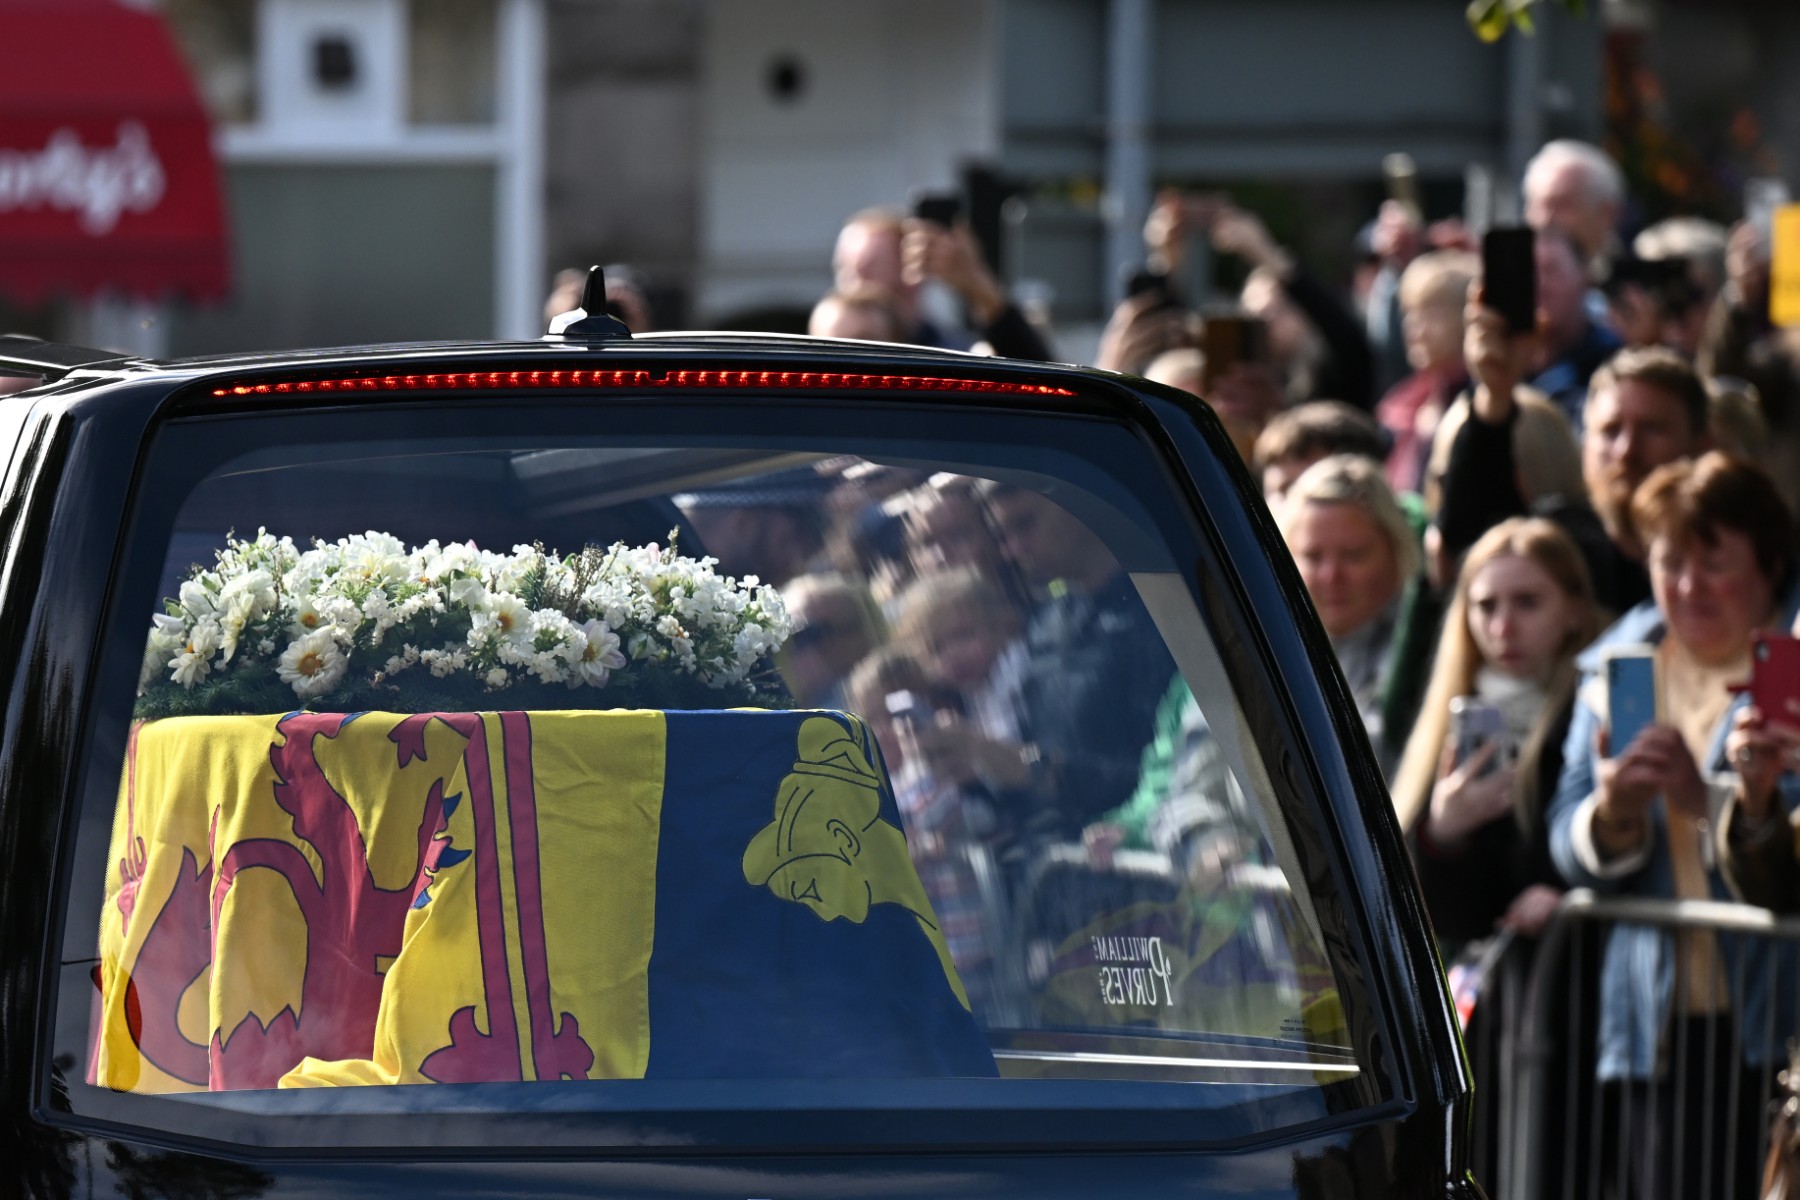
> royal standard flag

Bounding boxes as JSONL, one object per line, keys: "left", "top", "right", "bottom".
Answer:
{"left": 92, "top": 709, "right": 994, "bottom": 1092}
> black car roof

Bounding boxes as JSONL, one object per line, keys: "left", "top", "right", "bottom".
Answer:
{"left": 2, "top": 332, "right": 1101, "bottom": 398}
{"left": 163, "top": 331, "right": 997, "bottom": 369}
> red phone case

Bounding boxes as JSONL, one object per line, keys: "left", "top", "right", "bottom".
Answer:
{"left": 1749, "top": 632, "right": 1800, "bottom": 727}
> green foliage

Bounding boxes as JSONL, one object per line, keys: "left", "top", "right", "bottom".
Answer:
{"left": 134, "top": 658, "right": 793, "bottom": 720}
{"left": 1466, "top": 0, "right": 1586, "bottom": 43}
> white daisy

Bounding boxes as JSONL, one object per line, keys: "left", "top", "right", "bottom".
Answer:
{"left": 289, "top": 595, "right": 327, "bottom": 639}
{"left": 169, "top": 649, "right": 211, "bottom": 689}
{"left": 572, "top": 620, "right": 626, "bottom": 687}
{"left": 276, "top": 628, "right": 347, "bottom": 699}
{"left": 477, "top": 592, "right": 532, "bottom": 644}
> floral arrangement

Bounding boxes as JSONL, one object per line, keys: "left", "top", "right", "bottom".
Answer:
{"left": 135, "top": 529, "right": 794, "bottom": 719}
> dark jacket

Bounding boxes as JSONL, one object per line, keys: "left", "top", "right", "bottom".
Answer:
{"left": 1015, "top": 572, "right": 1178, "bottom": 836}
{"left": 917, "top": 303, "right": 1053, "bottom": 364}
{"left": 1282, "top": 268, "right": 1377, "bottom": 411}
{"left": 1412, "top": 694, "right": 1575, "bottom": 947}
{"left": 1531, "top": 320, "right": 1623, "bottom": 431}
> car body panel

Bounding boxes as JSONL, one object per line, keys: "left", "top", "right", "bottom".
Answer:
{"left": 0, "top": 334, "right": 1477, "bottom": 1198}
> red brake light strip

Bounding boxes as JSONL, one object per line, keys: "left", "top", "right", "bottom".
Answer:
{"left": 210, "top": 369, "right": 1075, "bottom": 398}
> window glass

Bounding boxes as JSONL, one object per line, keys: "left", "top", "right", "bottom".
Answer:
{"left": 407, "top": 0, "right": 498, "bottom": 125}
{"left": 165, "top": 0, "right": 259, "bottom": 127}
{"left": 57, "top": 402, "right": 1371, "bottom": 1145}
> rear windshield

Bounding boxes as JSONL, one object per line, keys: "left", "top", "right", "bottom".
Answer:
{"left": 54, "top": 392, "right": 1378, "bottom": 1148}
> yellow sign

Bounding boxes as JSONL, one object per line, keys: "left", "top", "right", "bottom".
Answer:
{"left": 1771, "top": 204, "right": 1800, "bottom": 328}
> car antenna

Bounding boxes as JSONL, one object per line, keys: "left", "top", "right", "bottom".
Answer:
{"left": 546, "top": 265, "right": 633, "bottom": 340}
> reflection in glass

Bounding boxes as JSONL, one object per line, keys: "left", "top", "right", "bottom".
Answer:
{"left": 83, "top": 445, "right": 1352, "bottom": 1104}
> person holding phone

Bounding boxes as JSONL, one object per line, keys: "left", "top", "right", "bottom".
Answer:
{"left": 1718, "top": 626, "right": 1800, "bottom": 911}
{"left": 1607, "top": 217, "right": 1726, "bottom": 358}
{"left": 1547, "top": 451, "right": 1799, "bottom": 1200}
{"left": 922, "top": 482, "right": 1177, "bottom": 840}
{"left": 829, "top": 205, "right": 1051, "bottom": 362}
{"left": 1143, "top": 190, "right": 1376, "bottom": 410}
{"left": 1434, "top": 325, "right": 1709, "bottom": 616}
{"left": 1398, "top": 518, "right": 1600, "bottom": 933}
{"left": 843, "top": 648, "right": 1007, "bottom": 1021}
{"left": 1091, "top": 288, "right": 1196, "bottom": 378}
{"left": 1395, "top": 517, "right": 1601, "bottom": 1200}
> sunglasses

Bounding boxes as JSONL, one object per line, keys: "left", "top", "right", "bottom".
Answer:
{"left": 790, "top": 621, "right": 855, "bottom": 651}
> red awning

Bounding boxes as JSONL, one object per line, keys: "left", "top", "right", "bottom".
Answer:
{"left": 0, "top": 0, "right": 230, "bottom": 303}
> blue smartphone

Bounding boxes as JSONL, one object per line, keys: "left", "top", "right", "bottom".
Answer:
{"left": 1604, "top": 646, "right": 1658, "bottom": 757}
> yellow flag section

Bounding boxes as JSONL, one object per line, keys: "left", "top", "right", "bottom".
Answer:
{"left": 284, "top": 710, "right": 663, "bottom": 1087}
{"left": 95, "top": 713, "right": 480, "bottom": 1091}
{"left": 93, "top": 711, "right": 662, "bottom": 1092}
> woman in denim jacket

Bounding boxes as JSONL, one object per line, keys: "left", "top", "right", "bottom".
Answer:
{"left": 1548, "top": 452, "right": 1800, "bottom": 1200}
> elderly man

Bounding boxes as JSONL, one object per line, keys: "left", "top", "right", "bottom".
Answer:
{"left": 1524, "top": 139, "right": 1626, "bottom": 278}
{"left": 830, "top": 208, "right": 1051, "bottom": 361}
{"left": 1531, "top": 227, "right": 1624, "bottom": 427}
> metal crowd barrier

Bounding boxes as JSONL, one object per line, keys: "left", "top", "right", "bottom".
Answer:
{"left": 1462, "top": 890, "right": 1800, "bottom": 1200}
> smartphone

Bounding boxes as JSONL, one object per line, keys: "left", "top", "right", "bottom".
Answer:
{"left": 1746, "top": 177, "right": 1790, "bottom": 252}
{"left": 1449, "top": 697, "right": 1507, "bottom": 778}
{"left": 1749, "top": 632, "right": 1800, "bottom": 728}
{"left": 909, "top": 189, "right": 962, "bottom": 230}
{"left": 885, "top": 689, "right": 921, "bottom": 732}
{"left": 1603, "top": 645, "right": 1659, "bottom": 757}
{"left": 1199, "top": 311, "right": 1269, "bottom": 391}
{"left": 1482, "top": 226, "right": 1537, "bottom": 333}
{"left": 882, "top": 689, "right": 924, "bottom": 771}
{"left": 1382, "top": 151, "right": 1422, "bottom": 219}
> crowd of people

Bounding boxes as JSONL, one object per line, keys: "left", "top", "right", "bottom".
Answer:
{"left": 553, "top": 138, "right": 1800, "bottom": 1196}
{"left": 1124, "top": 144, "right": 1800, "bottom": 1200}
{"left": 1095, "top": 142, "right": 1800, "bottom": 1200}
{"left": 659, "top": 459, "right": 1193, "bottom": 1026}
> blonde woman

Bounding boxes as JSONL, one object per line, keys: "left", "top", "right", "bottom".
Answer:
{"left": 1278, "top": 454, "right": 1418, "bottom": 762}
{"left": 1395, "top": 517, "right": 1602, "bottom": 1200}
{"left": 1395, "top": 518, "right": 1601, "bottom": 943}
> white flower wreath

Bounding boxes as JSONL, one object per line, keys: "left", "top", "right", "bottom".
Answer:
{"left": 137, "top": 529, "right": 793, "bottom": 715}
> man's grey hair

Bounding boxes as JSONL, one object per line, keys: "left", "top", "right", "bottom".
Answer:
{"left": 1524, "top": 139, "right": 1625, "bottom": 210}
{"left": 1634, "top": 217, "right": 1729, "bottom": 296}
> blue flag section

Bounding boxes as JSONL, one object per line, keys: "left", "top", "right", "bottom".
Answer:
{"left": 647, "top": 710, "right": 998, "bottom": 1079}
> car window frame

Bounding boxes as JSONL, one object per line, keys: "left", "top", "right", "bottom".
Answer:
{"left": 39, "top": 379, "right": 1406, "bottom": 1156}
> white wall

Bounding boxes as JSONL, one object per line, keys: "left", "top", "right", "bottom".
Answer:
{"left": 697, "top": 0, "right": 999, "bottom": 322}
